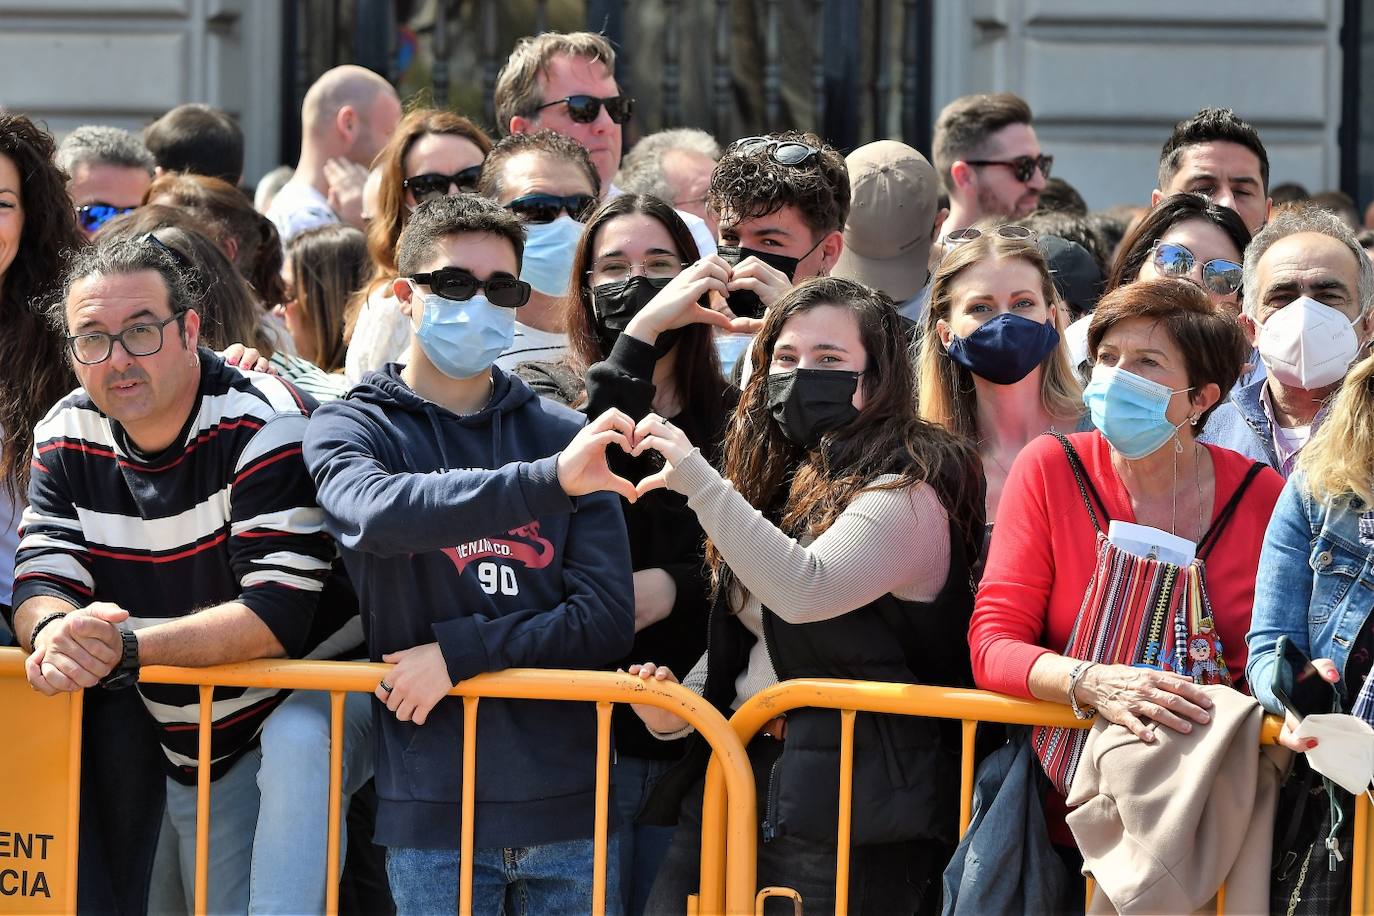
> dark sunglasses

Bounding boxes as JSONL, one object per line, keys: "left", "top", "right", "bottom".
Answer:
{"left": 504, "top": 193, "right": 597, "bottom": 225}
{"left": 1150, "top": 241, "right": 1243, "bottom": 296}
{"left": 945, "top": 224, "right": 1035, "bottom": 245}
{"left": 534, "top": 94, "right": 634, "bottom": 125}
{"left": 76, "top": 203, "right": 136, "bottom": 233}
{"left": 402, "top": 166, "right": 484, "bottom": 203}
{"left": 728, "top": 135, "right": 821, "bottom": 166}
{"left": 964, "top": 154, "right": 1054, "bottom": 184}
{"left": 411, "top": 267, "right": 531, "bottom": 308}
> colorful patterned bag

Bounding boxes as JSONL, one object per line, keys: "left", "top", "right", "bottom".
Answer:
{"left": 1032, "top": 433, "right": 1265, "bottom": 795}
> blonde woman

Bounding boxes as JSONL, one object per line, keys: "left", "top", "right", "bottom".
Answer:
{"left": 917, "top": 226, "right": 1084, "bottom": 529}
{"left": 1247, "top": 353, "right": 1374, "bottom": 909}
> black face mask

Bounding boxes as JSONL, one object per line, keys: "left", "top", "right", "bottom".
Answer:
{"left": 589, "top": 276, "right": 681, "bottom": 358}
{"left": 765, "top": 367, "right": 861, "bottom": 449}
{"left": 716, "top": 245, "right": 801, "bottom": 319}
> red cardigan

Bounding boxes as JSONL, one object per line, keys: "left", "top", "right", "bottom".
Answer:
{"left": 970, "top": 431, "right": 1284, "bottom": 698}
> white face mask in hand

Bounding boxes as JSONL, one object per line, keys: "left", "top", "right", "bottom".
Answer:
{"left": 1294, "top": 713, "right": 1374, "bottom": 796}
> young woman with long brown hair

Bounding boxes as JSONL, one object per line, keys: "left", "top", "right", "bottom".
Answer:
{"left": 620, "top": 276, "right": 986, "bottom": 914}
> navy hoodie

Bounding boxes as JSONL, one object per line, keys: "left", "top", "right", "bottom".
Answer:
{"left": 303, "top": 364, "right": 633, "bottom": 850}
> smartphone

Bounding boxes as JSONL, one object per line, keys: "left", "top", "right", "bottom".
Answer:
{"left": 1271, "top": 635, "right": 1339, "bottom": 720}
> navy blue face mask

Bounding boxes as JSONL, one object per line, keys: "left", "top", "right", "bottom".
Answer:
{"left": 946, "top": 312, "right": 1061, "bottom": 386}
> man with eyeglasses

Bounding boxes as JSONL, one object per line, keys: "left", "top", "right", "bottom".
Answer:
{"left": 1153, "top": 107, "right": 1272, "bottom": 235}
{"left": 268, "top": 64, "right": 402, "bottom": 244}
{"left": 933, "top": 92, "right": 1050, "bottom": 237}
{"left": 1201, "top": 208, "right": 1374, "bottom": 477}
{"left": 477, "top": 130, "right": 602, "bottom": 370}
{"left": 8, "top": 236, "right": 361, "bottom": 912}
{"left": 495, "top": 30, "right": 717, "bottom": 258}
{"left": 303, "top": 193, "right": 633, "bottom": 914}
{"left": 55, "top": 125, "right": 155, "bottom": 238}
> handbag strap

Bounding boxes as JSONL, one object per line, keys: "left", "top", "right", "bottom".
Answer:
{"left": 1052, "top": 432, "right": 1111, "bottom": 536}
{"left": 1196, "top": 461, "right": 1267, "bottom": 560}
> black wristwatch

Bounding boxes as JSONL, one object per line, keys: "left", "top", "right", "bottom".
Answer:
{"left": 99, "top": 629, "right": 140, "bottom": 690}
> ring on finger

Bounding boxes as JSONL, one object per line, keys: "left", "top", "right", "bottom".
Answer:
{"left": 379, "top": 679, "right": 394, "bottom": 694}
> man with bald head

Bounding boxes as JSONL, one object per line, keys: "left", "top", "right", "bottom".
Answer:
{"left": 268, "top": 64, "right": 401, "bottom": 243}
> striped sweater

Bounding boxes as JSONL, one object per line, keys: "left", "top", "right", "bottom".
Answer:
{"left": 11, "top": 351, "right": 360, "bottom": 784}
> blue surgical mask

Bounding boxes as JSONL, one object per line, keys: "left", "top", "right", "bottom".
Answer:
{"left": 413, "top": 288, "right": 514, "bottom": 379}
{"left": 520, "top": 215, "right": 584, "bottom": 297}
{"left": 946, "top": 313, "right": 1060, "bottom": 385}
{"left": 1083, "top": 364, "right": 1192, "bottom": 460}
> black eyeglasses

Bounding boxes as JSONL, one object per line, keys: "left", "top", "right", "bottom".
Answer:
{"left": 411, "top": 268, "right": 531, "bottom": 308}
{"left": 66, "top": 312, "right": 186, "bottom": 365}
{"left": 534, "top": 95, "right": 635, "bottom": 125}
{"left": 504, "top": 193, "right": 598, "bottom": 225}
{"left": 945, "top": 224, "right": 1035, "bottom": 245}
{"left": 402, "top": 166, "right": 484, "bottom": 204}
{"left": 963, "top": 154, "right": 1054, "bottom": 184}
{"left": 76, "top": 203, "right": 136, "bottom": 233}
{"left": 1150, "top": 241, "right": 1243, "bottom": 296}
{"left": 727, "top": 135, "right": 821, "bottom": 166}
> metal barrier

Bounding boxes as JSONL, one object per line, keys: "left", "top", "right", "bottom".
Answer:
{"left": 698, "top": 678, "right": 1374, "bottom": 916}
{"left": 0, "top": 652, "right": 758, "bottom": 916}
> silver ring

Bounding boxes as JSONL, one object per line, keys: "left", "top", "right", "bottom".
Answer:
{"left": 379, "top": 680, "right": 394, "bottom": 694}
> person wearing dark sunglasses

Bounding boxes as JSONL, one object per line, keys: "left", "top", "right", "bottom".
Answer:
{"left": 478, "top": 131, "right": 604, "bottom": 370}
{"left": 933, "top": 92, "right": 1049, "bottom": 236}
{"left": 55, "top": 125, "right": 155, "bottom": 238}
{"left": 498, "top": 32, "right": 629, "bottom": 192}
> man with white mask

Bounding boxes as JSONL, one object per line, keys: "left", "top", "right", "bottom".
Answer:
{"left": 1201, "top": 206, "right": 1374, "bottom": 476}
{"left": 477, "top": 130, "right": 601, "bottom": 369}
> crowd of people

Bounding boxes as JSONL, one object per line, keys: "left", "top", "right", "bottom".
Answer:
{"left": 2, "top": 26, "right": 1373, "bottom": 916}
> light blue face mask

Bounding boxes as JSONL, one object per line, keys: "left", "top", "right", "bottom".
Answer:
{"left": 1082, "top": 364, "right": 1192, "bottom": 460}
{"left": 413, "top": 289, "right": 514, "bottom": 379}
{"left": 519, "top": 215, "right": 584, "bottom": 297}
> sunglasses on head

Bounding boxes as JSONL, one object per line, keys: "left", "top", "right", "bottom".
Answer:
{"left": 411, "top": 267, "right": 531, "bottom": 308}
{"left": 964, "top": 154, "right": 1054, "bottom": 184}
{"left": 728, "top": 135, "right": 822, "bottom": 166}
{"left": 403, "top": 166, "right": 483, "bottom": 204}
{"left": 945, "top": 224, "right": 1035, "bottom": 245}
{"left": 76, "top": 203, "right": 136, "bottom": 233}
{"left": 534, "top": 94, "right": 635, "bottom": 125}
{"left": 504, "top": 193, "right": 597, "bottom": 225}
{"left": 1150, "top": 241, "right": 1243, "bottom": 296}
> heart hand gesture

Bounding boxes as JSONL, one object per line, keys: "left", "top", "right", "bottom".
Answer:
{"left": 557, "top": 408, "right": 640, "bottom": 502}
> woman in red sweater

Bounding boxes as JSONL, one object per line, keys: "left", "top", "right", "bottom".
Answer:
{"left": 971, "top": 278, "right": 1283, "bottom": 761}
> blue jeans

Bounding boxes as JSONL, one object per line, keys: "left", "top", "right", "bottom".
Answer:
{"left": 611, "top": 755, "right": 675, "bottom": 916}
{"left": 148, "top": 746, "right": 262, "bottom": 915}
{"left": 386, "top": 836, "right": 623, "bottom": 916}
{"left": 249, "top": 688, "right": 376, "bottom": 914}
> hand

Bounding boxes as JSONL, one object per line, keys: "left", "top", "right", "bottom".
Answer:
{"left": 221, "top": 343, "right": 274, "bottom": 374}
{"left": 632, "top": 568, "right": 677, "bottom": 632}
{"left": 377, "top": 643, "right": 453, "bottom": 725}
{"left": 556, "top": 408, "right": 638, "bottom": 501}
{"left": 27, "top": 602, "right": 128, "bottom": 694}
{"left": 630, "top": 413, "right": 695, "bottom": 497}
{"left": 625, "top": 662, "right": 688, "bottom": 734}
{"left": 325, "top": 158, "right": 370, "bottom": 229}
{"left": 726, "top": 255, "right": 791, "bottom": 309}
{"left": 1077, "top": 663, "right": 1214, "bottom": 743}
{"left": 1276, "top": 657, "right": 1341, "bottom": 753}
{"left": 623, "top": 258, "right": 734, "bottom": 345}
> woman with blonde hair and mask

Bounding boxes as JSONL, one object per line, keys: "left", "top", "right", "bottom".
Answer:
{"left": 344, "top": 108, "right": 491, "bottom": 382}
{"left": 917, "top": 225, "right": 1085, "bottom": 535}
{"left": 1247, "top": 353, "right": 1374, "bottom": 910}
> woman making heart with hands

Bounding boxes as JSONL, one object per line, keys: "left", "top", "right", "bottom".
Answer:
{"left": 608, "top": 276, "right": 986, "bottom": 914}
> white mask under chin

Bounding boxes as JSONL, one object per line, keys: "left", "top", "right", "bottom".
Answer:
{"left": 1257, "top": 295, "right": 1360, "bottom": 389}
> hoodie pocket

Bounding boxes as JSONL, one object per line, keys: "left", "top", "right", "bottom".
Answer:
{"left": 401, "top": 710, "right": 463, "bottom": 802}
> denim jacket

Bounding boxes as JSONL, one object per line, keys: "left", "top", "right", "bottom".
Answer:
{"left": 1246, "top": 470, "right": 1374, "bottom": 715}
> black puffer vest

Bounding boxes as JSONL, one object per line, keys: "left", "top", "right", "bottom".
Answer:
{"left": 641, "top": 514, "right": 975, "bottom": 848}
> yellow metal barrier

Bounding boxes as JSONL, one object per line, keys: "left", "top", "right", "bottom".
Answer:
{"left": 0, "top": 652, "right": 758, "bottom": 916}
{"left": 698, "top": 678, "right": 1360, "bottom": 916}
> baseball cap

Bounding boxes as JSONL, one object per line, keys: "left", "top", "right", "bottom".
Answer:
{"left": 833, "top": 140, "right": 939, "bottom": 303}
{"left": 1037, "top": 234, "right": 1103, "bottom": 318}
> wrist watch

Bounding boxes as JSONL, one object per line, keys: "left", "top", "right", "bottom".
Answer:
{"left": 99, "top": 629, "right": 140, "bottom": 690}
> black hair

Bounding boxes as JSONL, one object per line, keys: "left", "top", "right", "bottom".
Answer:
{"left": 1157, "top": 107, "right": 1269, "bottom": 192}
{"left": 144, "top": 104, "right": 245, "bottom": 184}
{"left": 395, "top": 194, "right": 527, "bottom": 277}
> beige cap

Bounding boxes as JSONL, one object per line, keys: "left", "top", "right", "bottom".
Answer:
{"left": 833, "top": 140, "right": 939, "bottom": 302}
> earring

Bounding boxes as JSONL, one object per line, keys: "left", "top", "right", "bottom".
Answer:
{"left": 189, "top": 351, "right": 199, "bottom": 368}
{"left": 1189, "top": 414, "right": 1199, "bottom": 426}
